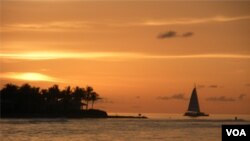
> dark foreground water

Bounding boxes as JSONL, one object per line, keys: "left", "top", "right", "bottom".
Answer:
{"left": 1, "top": 114, "right": 249, "bottom": 141}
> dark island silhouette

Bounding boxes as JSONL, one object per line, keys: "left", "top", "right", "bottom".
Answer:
{"left": 0, "top": 83, "right": 147, "bottom": 119}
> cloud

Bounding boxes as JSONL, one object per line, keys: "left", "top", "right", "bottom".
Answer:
{"left": 206, "top": 96, "right": 235, "bottom": 102}
{"left": 238, "top": 94, "right": 247, "bottom": 100}
{"left": 0, "top": 52, "right": 142, "bottom": 60}
{"left": 1, "top": 21, "right": 91, "bottom": 32}
{"left": 157, "top": 31, "right": 193, "bottom": 39}
{"left": 0, "top": 72, "right": 61, "bottom": 82}
{"left": 207, "top": 94, "right": 247, "bottom": 102}
{"left": 196, "top": 84, "right": 222, "bottom": 89}
{"left": 157, "top": 93, "right": 188, "bottom": 100}
{"left": 142, "top": 16, "right": 250, "bottom": 26}
{"left": 1, "top": 52, "right": 250, "bottom": 61}
{"left": 2, "top": 16, "right": 249, "bottom": 32}
{"left": 245, "top": 84, "right": 250, "bottom": 87}
{"left": 182, "top": 32, "right": 194, "bottom": 37}
{"left": 157, "top": 31, "right": 177, "bottom": 39}
{"left": 209, "top": 85, "right": 219, "bottom": 88}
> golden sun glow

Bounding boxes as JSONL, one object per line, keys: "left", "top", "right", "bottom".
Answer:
{"left": 0, "top": 72, "right": 59, "bottom": 82}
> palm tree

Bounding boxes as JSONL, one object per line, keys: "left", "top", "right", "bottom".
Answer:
{"left": 61, "top": 86, "right": 72, "bottom": 111}
{"left": 0, "top": 83, "right": 19, "bottom": 100}
{"left": 18, "top": 83, "right": 33, "bottom": 112}
{"left": 72, "top": 86, "right": 86, "bottom": 110}
{"left": 1, "top": 83, "right": 104, "bottom": 115}
{"left": 47, "top": 85, "right": 61, "bottom": 112}
{"left": 85, "top": 86, "right": 96, "bottom": 110}
{"left": 90, "top": 92, "right": 100, "bottom": 109}
{"left": 0, "top": 83, "right": 19, "bottom": 113}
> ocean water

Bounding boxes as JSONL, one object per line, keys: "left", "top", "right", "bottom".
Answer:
{"left": 1, "top": 113, "right": 249, "bottom": 141}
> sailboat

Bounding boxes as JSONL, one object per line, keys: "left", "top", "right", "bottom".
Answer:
{"left": 184, "top": 86, "right": 209, "bottom": 117}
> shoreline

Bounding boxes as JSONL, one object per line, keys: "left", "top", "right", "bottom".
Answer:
{"left": 0, "top": 109, "right": 148, "bottom": 119}
{"left": 108, "top": 115, "right": 147, "bottom": 119}
{"left": 0, "top": 115, "right": 148, "bottom": 119}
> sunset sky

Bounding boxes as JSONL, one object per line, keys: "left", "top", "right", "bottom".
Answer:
{"left": 1, "top": 0, "right": 250, "bottom": 114}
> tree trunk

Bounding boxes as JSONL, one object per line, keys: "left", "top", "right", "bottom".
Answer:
{"left": 92, "top": 101, "right": 94, "bottom": 109}
{"left": 86, "top": 100, "right": 88, "bottom": 110}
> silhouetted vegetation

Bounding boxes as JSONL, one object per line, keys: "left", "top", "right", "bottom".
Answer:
{"left": 0, "top": 83, "right": 106, "bottom": 118}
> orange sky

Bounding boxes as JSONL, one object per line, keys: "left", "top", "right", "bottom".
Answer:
{"left": 1, "top": 0, "right": 250, "bottom": 114}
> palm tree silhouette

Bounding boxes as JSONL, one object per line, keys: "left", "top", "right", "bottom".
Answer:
{"left": 90, "top": 92, "right": 100, "bottom": 109}
{"left": 61, "top": 86, "right": 72, "bottom": 111}
{"left": 0, "top": 83, "right": 106, "bottom": 117}
{"left": 85, "top": 86, "right": 97, "bottom": 110}
{"left": 73, "top": 86, "right": 86, "bottom": 110}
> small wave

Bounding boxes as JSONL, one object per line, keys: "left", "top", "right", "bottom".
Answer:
{"left": 0, "top": 118, "right": 69, "bottom": 124}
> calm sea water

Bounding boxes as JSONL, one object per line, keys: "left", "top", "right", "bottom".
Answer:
{"left": 1, "top": 113, "right": 250, "bottom": 141}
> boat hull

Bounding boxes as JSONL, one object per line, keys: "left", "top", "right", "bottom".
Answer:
{"left": 184, "top": 112, "right": 209, "bottom": 117}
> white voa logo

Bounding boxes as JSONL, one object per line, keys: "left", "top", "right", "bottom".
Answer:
{"left": 226, "top": 129, "right": 246, "bottom": 136}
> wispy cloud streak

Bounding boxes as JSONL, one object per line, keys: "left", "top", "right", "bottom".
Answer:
{"left": 206, "top": 94, "right": 248, "bottom": 102}
{"left": 157, "top": 93, "right": 188, "bottom": 100}
{"left": 1, "top": 52, "right": 250, "bottom": 60}
{"left": 141, "top": 16, "right": 250, "bottom": 26}
{"left": 206, "top": 96, "right": 236, "bottom": 102}
{"left": 1, "top": 21, "right": 92, "bottom": 32}
{"left": 1, "top": 16, "right": 250, "bottom": 32}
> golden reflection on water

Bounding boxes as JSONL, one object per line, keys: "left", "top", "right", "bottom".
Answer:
{"left": 1, "top": 114, "right": 249, "bottom": 141}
